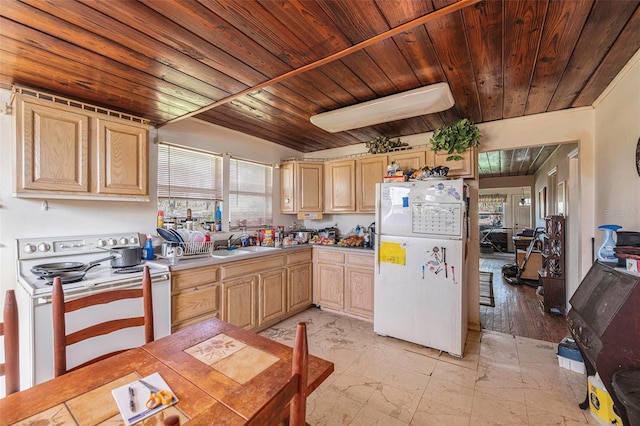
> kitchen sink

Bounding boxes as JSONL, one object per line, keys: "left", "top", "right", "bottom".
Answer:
{"left": 210, "top": 249, "right": 251, "bottom": 258}
{"left": 239, "top": 246, "right": 280, "bottom": 252}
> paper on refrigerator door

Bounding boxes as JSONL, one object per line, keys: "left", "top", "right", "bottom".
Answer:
{"left": 379, "top": 242, "right": 406, "bottom": 265}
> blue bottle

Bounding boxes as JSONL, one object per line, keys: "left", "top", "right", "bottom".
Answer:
{"left": 596, "top": 224, "right": 621, "bottom": 264}
{"left": 142, "top": 235, "right": 154, "bottom": 260}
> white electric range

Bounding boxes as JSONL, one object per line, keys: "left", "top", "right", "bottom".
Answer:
{"left": 15, "top": 233, "right": 171, "bottom": 388}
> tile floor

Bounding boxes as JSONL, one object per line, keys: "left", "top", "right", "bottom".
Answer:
{"left": 260, "top": 307, "right": 598, "bottom": 426}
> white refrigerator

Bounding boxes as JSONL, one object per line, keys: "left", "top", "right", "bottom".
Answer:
{"left": 374, "top": 179, "right": 468, "bottom": 357}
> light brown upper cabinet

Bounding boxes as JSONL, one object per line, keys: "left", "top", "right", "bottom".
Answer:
{"left": 324, "top": 159, "right": 356, "bottom": 213}
{"left": 94, "top": 118, "right": 148, "bottom": 196}
{"left": 356, "top": 156, "right": 387, "bottom": 213}
{"left": 280, "top": 161, "right": 323, "bottom": 213}
{"left": 433, "top": 147, "right": 477, "bottom": 179}
{"left": 13, "top": 92, "right": 149, "bottom": 201}
{"left": 14, "top": 96, "right": 89, "bottom": 194}
{"left": 388, "top": 149, "right": 430, "bottom": 172}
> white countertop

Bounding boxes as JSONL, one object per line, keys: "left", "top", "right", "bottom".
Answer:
{"left": 147, "top": 244, "right": 374, "bottom": 271}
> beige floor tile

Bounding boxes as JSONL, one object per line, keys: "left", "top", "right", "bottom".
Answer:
{"left": 523, "top": 388, "right": 588, "bottom": 421}
{"left": 330, "top": 370, "right": 380, "bottom": 404}
{"left": 430, "top": 360, "right": 478, "bottom": 389}
{"left": 306, "top": 388, "right": 364, "bottom": 426}
{"left": 411, "top": 397, "right": 472, "bottom": 425}
{"left": 350, "top": 404, "right": 409, "bottom": 426}
{"left": 365, "top": 383, "right": 424, "bottom": 423}
{"left": 470, "top": 395, "right": 529, "bottom": 425}
{"left": 527, "top": 409, "right": 591, "bottom": 425}
{"left": 261, "top": 307, "right": 589, "bottom": 426}
{"left": 421, "top": 378, "right": 474, "bottom": 415}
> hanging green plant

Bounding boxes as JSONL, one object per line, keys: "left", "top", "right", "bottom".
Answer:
{"left": 429, "top": 118, "right": 481, "bottom": 161}
{"left": 365, "top": 136, "right": 408, "bottom": 154}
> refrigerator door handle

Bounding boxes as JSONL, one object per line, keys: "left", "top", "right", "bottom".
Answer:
{"left": 374, "top": 183, "right": 381, "bottom": 275}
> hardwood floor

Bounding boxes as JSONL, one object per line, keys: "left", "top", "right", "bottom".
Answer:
{"left": 479, "top": 252, "right": 570, "bottom": 343}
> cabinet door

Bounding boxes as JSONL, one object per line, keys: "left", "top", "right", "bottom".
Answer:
{"left": 94, "top": 118, "right": 148, "bottom": 196}
{"left": 345, "top": 267, "right": 374, "bottom": 320}
{"left": 433, "top": 147, "right": 477, "bottom": 179}
{"left": 16, "top": 99, "right": 89, "bottom": 193}
{"left": 357, "top": 156, "right": 386, "bottom": 212}
{"left": 280, "top": 162, "right": 295, "bottom": 213}
{"left": 287, "top": 263, "right": 312, "bottom": 313}
{"left": 223, "top": 276, "right": 258, "bottom": 330}
{"left": 388, "top": 149, "right": 431, "bottom": 172}
{"left": 325, "top": 159, "right": 356, "bottom": 212}
{"left": 317, "top": 263, "right": 344, "bottom": 310}
{"left": 298, "top": 162, "right": 323, "bottom": 212}
{"left": 258, "top": 268, "right": 287, "bottom": 326}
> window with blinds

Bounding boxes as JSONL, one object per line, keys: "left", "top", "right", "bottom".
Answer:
{"left": 229, "top": 158, "right": 273, "bottom": 228}
{"left": 157, "top": 144, "right": 222, "bottom": 221}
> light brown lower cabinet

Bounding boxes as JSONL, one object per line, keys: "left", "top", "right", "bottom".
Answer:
{"left": 223, "top": 276, "right": 258, "bottom": 330}
{"left": 171, "top": 265, "right": 221, "bottom": 333}
{"left": 258, "top": 268, "right": 287, "bottom": 326}
{"left": 171, "top": 248, "right": 314, "bottom": 332}
{"left": 313, "top": 248, "right": 374, "bottom": 321}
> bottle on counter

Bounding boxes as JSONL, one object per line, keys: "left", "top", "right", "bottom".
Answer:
{"left": 240, "top": 228, "right": 249, "bottom": 247}
{"left": 215, "top": 205, "right": 222, "bottom": 231}
{"left": 157, "top": 210, "right": 164, "bottom": 229}
{"left": 142, "top": 235, "right": 154, "bottom": 260}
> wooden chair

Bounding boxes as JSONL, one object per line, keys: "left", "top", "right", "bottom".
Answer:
{"left": 1, "top": 290, "right": 19, "bottom": 395}
{"left": 246, "top": 322, "right": 308, "bottom": 426}
{"left": 52, "top": 266, "right": 154, "bottom": 377}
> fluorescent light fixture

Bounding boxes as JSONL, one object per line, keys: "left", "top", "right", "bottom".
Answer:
{"left": 310, "top": 82, "right": 454, "bottom": 133}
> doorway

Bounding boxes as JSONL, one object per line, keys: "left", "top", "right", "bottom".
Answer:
{"left": 478, "top": 143, "right": 580, "bottom": 343}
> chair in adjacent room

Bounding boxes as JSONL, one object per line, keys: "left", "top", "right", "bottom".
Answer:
{"left": 1, "top": 290, "right": 19, "bottom": 395}
{"left": 52, "top": 266, "right": 154, "bottom": 377}
{"left": 246, "top": 322, "right": 309, "bottom": 426}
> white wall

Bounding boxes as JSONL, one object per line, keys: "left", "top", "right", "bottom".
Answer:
{"left": 593, "top": 49, "right": 640, "bottom": 232}
{"left": 0, "top": 91, "right": 303, "bottom": 296}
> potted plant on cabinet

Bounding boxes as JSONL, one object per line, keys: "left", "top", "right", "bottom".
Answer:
{"left": 429, "top": 118, "right": 481, "bottom": 161}
{"left": 365, "top": 136, "right": 409, "bottom": 154}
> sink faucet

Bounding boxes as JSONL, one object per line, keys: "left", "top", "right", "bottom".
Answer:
{"left": 227, "top": 234, "right": 235, "bottom": 247}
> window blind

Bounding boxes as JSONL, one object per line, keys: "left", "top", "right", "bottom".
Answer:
{"left": 158, "top": 144, "right": 222, "bottom": 200}
{"left": 229, "top": 158, "right": 273, "bottom": 227}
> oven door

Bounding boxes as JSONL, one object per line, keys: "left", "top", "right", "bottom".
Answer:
{"left": 18, "top": 273, "right": 171, "bottom": 387}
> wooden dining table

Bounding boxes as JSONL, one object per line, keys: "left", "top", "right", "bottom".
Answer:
{"left": 0, "top": 318, "right": 334, "bottom": 425}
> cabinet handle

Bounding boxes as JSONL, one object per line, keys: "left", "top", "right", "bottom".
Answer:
{"left": 192, "top": 287, "right": 198, "bottom": 291}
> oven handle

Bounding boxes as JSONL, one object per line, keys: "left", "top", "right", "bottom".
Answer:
{"left": 36, "top": 274, "right": 170, "bottom": 304}
{"left": 82, "top": 273, "right": 170, "bottom": 288}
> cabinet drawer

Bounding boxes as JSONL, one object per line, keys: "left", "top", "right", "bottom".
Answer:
{"left": 172, "top": 284, "right": 220, "bottom": 323}
{"left": 222, "top": 255, "right": 285, "bottom": 279}
{"left": 286, "top": 249, "right": 312, "bottom": 265}
{"left": 346, "top": 252, "right": 374, "bottom": 268}
{"left": 315, "top": 250, "right": 345, "bottom": 264}
{"left": 172, "top": 266, "right": 219, "bottom": 291}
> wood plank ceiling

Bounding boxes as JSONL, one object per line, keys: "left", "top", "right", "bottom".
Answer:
{"left": 1, "top": 0, "right": 639, "bottom": 176}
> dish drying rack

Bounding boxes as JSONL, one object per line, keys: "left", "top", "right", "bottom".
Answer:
{"left": 157, "top": 241, "right": 215, "bottom": 262}
{"left": 181, "top": 241, "right": 215, "bottom": 256}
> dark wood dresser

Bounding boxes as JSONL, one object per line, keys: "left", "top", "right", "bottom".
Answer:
{"left": 567, "top": 261, "right": 640, "bottom": 425}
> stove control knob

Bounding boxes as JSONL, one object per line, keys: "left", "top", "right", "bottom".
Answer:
{"left": 119, "top": 237, "right": 129, "bottom": 245}
{"left": 129, "top": 236, "right": 139, "bottom": 245}
{"left": 23, "top": 243, "right": 37, "bottom": 254}
{"left": 38, "top": 243, "right": 51, "bottom": 252}
{"left": 96, "top": 239, "right": 107, "bottom": 247}
{"left": 107, "top": 238, "right": 118, "bottom": 246}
